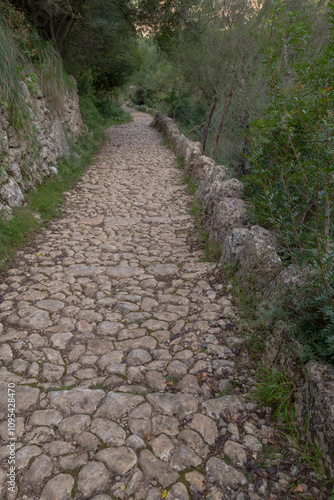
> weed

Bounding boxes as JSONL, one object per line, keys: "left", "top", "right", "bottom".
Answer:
{"left": 133, "top": 390, "right": 148, "bottom": 396}
{"left": 256, "top": 445, "right": 283, "bottom": 468}
{"left": 293, "top": 443, "right": 327, "bottom": 480}
{"left": 176, "top": 155, "right": 184, "bottom": 169}
{"left": 163, "top": 136, "right": 171, "bottom": 147}
{"left": 183, "top": 174, "right": 198, "bottom": 195}
{"left": 47, "top": 384, "right": 75, "bottom": 392}
{"left": 91, "top": 382, "right": 106, "bottom": 390}
{"left": 251, "top": 365, "right": 296, "bottom": 424}
{"left": 224, "top": 455, "right": 233, "bottom": 466}
{"left": 189, "top": 196, "right": 203, "bottom": 226}
{"left": 166, "top": 375, "right": 181, "bottom": 385}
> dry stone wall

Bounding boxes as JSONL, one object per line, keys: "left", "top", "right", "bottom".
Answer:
{"left": 151, "top": 111, "right": 334, "bottom": 476}
{"left": 0, "top": 76, "right": 83, "bottom": 218}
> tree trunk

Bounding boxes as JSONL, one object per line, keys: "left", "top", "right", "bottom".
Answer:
{"left": 210, "top": 88, "right": 234, "bottom": 159}
{"left": 201, "top": 95, "right": 218, "bottom": 155}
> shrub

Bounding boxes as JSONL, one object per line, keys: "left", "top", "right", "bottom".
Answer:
{"left": 244, "top": 4, "right": 334, "bottom": 364}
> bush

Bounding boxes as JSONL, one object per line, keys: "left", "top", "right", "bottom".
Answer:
{"left": 244, "top": 5, "right": 334, "bottom": 364}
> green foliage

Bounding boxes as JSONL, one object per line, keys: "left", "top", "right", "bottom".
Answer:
{"left": 243, "top": 3, "right": 334, "bottom": 364}
{"left": 0, "top": 1, "right": 73, "bottom": 127}
{"left": 137, "top": 0, "right": 200, "bottom": 52}
{"left": 0, "top": 8, "right": 28, "bottom": 126}
{"left": 64, "top": 0, "right": 139, "bottom": 92}
{"left": 289, "top": 286, "right": 334, "bottom": 364}
{"left": 130, "top": 38, "right": 206, "bottom": 129}
{"left": 31, "top": 35, "right": 74, "bottom": 109}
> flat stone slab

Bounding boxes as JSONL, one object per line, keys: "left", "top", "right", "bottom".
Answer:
{"left": 67, "top": 264, "right": 103, "bottom": 276}
{"left": 147, "top": 264, "right": 178, "bottom": 276}
{"left": 106, "top": 265, "right": 142, "bottom": 277}
{"left": 96, "top": 392, "right": 145, "bottom": 420}
{"left": 49, "top": 389, "right": 105, "bottom": 415}
{"left": 97, "top": 446, "right": 137, "bottom": 474}
{"left": 206, "top": 456, "right": 247, "bottom": 487}
{"left": 40, "top": 473, "right": 74, "bottom": 500}
{"left": 18, "top": 308, "right": 52, "bottom": 330}
{"left": 138, "top": 449, "right": 179, "bottom": 488}
{"left": 202, "top": 395, "right": 245, "bottom": 420}
{"left": 91, "top": 418, "right": 126, "bottom": 446}
{"left": 0, "top": 385, "right": 39, "bottom": 413}
{"left": 147, "top": 393, "right": 198, "bottom": 419}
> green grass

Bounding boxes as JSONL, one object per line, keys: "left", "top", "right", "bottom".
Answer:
{"left": 189, "top": 196, "right": 203, "bottom": 225}
{"left": 251, "top": 365, "right": 296, "bottom": 424}
{"left": 0, "top": 97, "right": 131, "bottom": 271}
{"left": 188, "top": 196, "right": 221, "bottom": 262}
{"left": 0, "top": 11, "right": 27, "bottom": 128}
{"left": 183, "top": 174, "right": 198, "bottom": 195}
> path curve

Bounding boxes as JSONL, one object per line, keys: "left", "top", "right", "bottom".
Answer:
{"left": 0, "top": 111, "right": 320, "bottom": 499}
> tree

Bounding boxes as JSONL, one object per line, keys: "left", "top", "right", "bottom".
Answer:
{"left": 9, "top": 0, "right": 88, "bottom": 53}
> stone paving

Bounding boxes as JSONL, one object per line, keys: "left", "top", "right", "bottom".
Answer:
{"left": 0, "top": 111, "right": 326, "bottom": 499}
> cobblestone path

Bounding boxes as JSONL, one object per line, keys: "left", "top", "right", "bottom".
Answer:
{"left": 0, "top": 111, "right": 323, "bottom": 499}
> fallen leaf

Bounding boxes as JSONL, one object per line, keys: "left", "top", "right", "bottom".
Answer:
{"left": 146, "top": 432, "right": 151, "bottom": 441}
{"left": 120, "top": 485, "right": 125, "bottom": 492}
{"left": 294, "top": 484, "right": 303, "bottom": 493}
{"left": 162, "top": 490, "right": 167, "bottom": 498}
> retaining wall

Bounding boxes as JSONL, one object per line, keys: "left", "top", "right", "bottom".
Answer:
{"left": 0, "top": 76, "right": 83, "bottom": 219}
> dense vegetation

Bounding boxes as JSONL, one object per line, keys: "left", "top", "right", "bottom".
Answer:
{"left": 1, "top": 0, "right": 333, "bottom": 364}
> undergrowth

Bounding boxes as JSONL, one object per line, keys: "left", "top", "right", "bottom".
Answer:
{"left": 0, "top": 1, "right": 72, "bottom": 128}
{"left": 251, "top": 365, "right": 296, "bottom": 424}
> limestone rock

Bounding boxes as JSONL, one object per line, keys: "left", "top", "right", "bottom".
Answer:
{"left": 206, "top": 457, "right": 247, "bottom": 488}
{"left": 170, "top": 444, "right": 201, "bottom": 471}
{"left": 91, "top": 418, "right": 126, "bottom": 446}
{"left": 202, "top": 395, "right": 245, "bottom": 420}
{"left": 96, "top": 392, "right": 144, "bottom": 420}
{"left": 166, "top": 483, "right": 189, "bottom": 500}
{"left": 49, "top": 388, "right": 105, "bottom": 415}
{"left": 224, "top": 440, "right": 247, "bottom": 465}
{"left": 40, "top": 474, "right": 74, "bottom": 500}
{"left": 58, "top": 414, "right": 91, "bottom": 438}
{"left": 189, "top": 413, "right": 218, "bottom": 445}
{"left": 147, "top": 393, "right": 198, "bottom": 419}
{"left": 221, "top": 225, "right": 282, "bottom": 288}
{"left": 78, "top": 462, "right": 109, "bottom": 496}
{"left": 151, "top": 434, "right": 174, "bottom": 461}
{"left": 23, "top": 454, "right": 54, "bottom": 486}
{"left": 138, "top": 449, "right": 179, "bottom": 488}
{"left": 97, "top": 446, "right": 137, "bottom": 474}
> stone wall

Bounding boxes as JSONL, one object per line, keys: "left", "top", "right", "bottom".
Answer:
{"left": 0, "top": 76, "right": 83, "bottom": 218}
{"left": 151, "top": 111, "right": 334, "bottom": 476}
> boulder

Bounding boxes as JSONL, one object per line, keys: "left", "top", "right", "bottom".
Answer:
{"left": 221, "top": 225, "right": 282, "bottom": 288}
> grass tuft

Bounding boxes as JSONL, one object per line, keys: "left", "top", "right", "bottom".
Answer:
{"left": 0, "top": 12, "right": 27, "bottom": 128}
{"left": 251, "top": 365, "right": 296, "bottom": 425}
